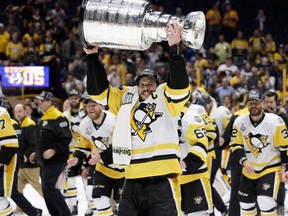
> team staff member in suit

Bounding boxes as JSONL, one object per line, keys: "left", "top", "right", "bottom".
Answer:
{"left": 230, "top": 90, "right": 288, "bottom": 216}
{"left": 84, "top": 22, "right": 190, "bottom": 216}
{"left": 30, "top": 91, "right": 72, "bottom": 216}
{"left": 0, "top": 100, "right": 19, "bottom": 215}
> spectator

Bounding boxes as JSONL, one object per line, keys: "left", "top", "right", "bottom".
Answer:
{"left": 265, "top": 34, "right": 276, "bottom": 63}
{"left": 108, "top": 53, "right": 128, "bottom": 85}
{"left": 107, "top": 66, "right": 121, "bottom": 87}
{"left": 6, "top": 32, "right": 24, "bottom": 65}
{"left": 27, "top": 7, "right": 46, "bottom": 35}
{"left": 0, "top": 23, "right": 10, "bottom": 62}
{"left": 22, "top": 22, "right": 41, "bottom": 46}
{"left": 215, "top": 34, "right": 232, "bottom": 64}
{"left": 216, "top": 77, "right": 235, "bottom": 105}
{"left": 255, "top": 9, "right": 267, "bottom": 34}
{"left": 5, "top": 16, "right": 20, "bottom": 35}
{"left": 155, "top": 61, "right": 169, "bottom": 84}
{"left": 23, "top": 38, "right": 39, "bottom": 65}
{"left": 62, "top": 74, "right": 84, "bottom": 95}
{"left": 247, "top": 66, "right": 260, "bottom": 90}
{"left": 124, "top": 72, "right": 136, "bottom": 86}
{"left": 240, "top": 61, "right": 252, "bottom": 79}
{"left": 231, "top": 31, "right": 248, "bottom": 67}
{"left": 248, "top": 29, "right": 266, "bottom": 64}
{"left": 61, "top": 31, "right": 81, "bottom": 64}
{"left": 222, "top": 3, "right": 239, "bottom": 43}
{"left": 205, "top": 3, "right": 222, "bottom": 48}
{"left": 217, "top": 57, "right": 238, "bottom": 81}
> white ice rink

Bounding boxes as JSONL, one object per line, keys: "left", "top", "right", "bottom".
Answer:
{"left": 12, "top": 175, "right": 287, "bottom": 216}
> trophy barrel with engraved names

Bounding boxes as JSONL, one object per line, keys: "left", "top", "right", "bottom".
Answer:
{"left": 79, "top": 0, "right": 206, "bottom": 50}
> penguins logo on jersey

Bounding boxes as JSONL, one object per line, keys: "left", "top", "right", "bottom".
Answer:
{"left": 91, "top": 136, "right": 109, "bottom": 151}
{"left": 262, "top": 183, "right": 270, "bottom": 191}
{"left": 71, "top": 122, "right": 80, "bottom": 134}
{"left": 244, "top": 132, "right": 269, "bottom": 158}
{"left": 194, "top": 196, "right": 203, "bottom": 205}
{"left": 131, "top": 102, "right": 163, "bottom": 141}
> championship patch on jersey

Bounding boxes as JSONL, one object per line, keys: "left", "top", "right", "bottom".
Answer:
{"left": 244, "top": 132, "right": 269, "bottom": 158}
{"left": 85, "top": 128, "right": 91, "bottom": 135}
{"left": 59, "top": 122, "right": 68, "bottom": 127}
{"left": 131, "top": 102, "right": 163, "bottom": 141}
{"left": 195, "top": 116, "right": 202, "bottom": 123}
{"left": 278, "top": 117, "right": 284, "bottom": 124}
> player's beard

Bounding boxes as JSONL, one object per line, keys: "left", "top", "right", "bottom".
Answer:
{"left": 249, "top": 107, "right": 262, "bottom": 117}
{"left": 70, "top": 102, "right": 80, "bottom": 109}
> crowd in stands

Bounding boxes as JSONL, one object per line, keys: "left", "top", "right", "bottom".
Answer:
{"left": 0, "top": 0, "right": 288, "bottom": 114}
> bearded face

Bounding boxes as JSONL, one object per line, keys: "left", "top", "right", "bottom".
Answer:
{"left": 247, "top": 100, "right": 263, "bottom": 116}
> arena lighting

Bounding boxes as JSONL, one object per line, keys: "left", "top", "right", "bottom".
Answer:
{"left": 0, "top": 66, "right": 50, "bottom": 88}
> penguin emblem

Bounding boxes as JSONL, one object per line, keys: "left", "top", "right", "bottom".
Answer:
{"left": 131, "top": 102, "right": 163, "bottom": 141}
{"left": 244, "top": 133, "right": 269, "bottom": 158}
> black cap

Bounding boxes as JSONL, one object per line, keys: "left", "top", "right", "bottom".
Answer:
{"left": 80, "top": 91, "right": 90, "bottom": 102}
{"left": 136, "top": 69, "right": 159, "bottom": 85}
{"left": 0, "top": 99, "right": 10, "bottom": 109}
{"left": 202, "top": 95, "right": 212, "bottom": 104}
{"left": 35, "top": 91, "right": 55, "bottom": 101}
{"left": 246, "top": 90, "right": 263, "bottom": 102}
{"left": 192, "top": 98, "right": 207, "bottom": 108}
{"left": 68, "top": 89, "right": 80, "bottom": 97}
{"left": 83, "top": 96, "right": 98, "bottom": 104}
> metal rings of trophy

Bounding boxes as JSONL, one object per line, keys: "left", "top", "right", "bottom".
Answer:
{"left": 79, "top": 0, "right": 206, "bottom": 50}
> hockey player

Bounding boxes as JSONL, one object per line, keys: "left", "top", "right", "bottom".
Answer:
{"left": 178, "top": 108, "right": 213, "bottom": 215}
{"left": 230, "top": 90, "right": 288, "bottom": 215}
{"left": 68, "top": 97, "right": 124, "bottom": 216}
{"left": 63, "top": 89, "right": 87, "bottom": 215}
{"left": 0, "top": 100, "right": 19, "bottom": 215}
{"left": 84, "top": 22, "right": 190, "bottom": 215}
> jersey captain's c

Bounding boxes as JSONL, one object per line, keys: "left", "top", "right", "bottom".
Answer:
{"left": 230, "top": 113, "right": 288, "bottom": 179}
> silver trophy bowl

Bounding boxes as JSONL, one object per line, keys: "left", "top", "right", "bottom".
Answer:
{"left": 79, "top": 0, "right": 206, "bottom": 50}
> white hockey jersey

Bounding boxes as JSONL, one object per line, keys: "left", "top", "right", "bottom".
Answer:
{"left": 76, "top": 111, "right": 124, "bottom": 179}
{"left": 64, "top": 109, "right": 87, "bottom": 156}
{"left": 230, "top": 113, "right": 288, "bottom": 179}
{"left": 211, "top": 105, "right": 232, "bottom": 136}
{"left": 92, "top": 83, "right": 190, "bottom": 179}
{"left": 178, "top": 109, "right": 209, "bottom": 184}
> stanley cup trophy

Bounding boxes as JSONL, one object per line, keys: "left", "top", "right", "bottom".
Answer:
{"left": 79, "top": 0, "right": 206, "bottom": 50}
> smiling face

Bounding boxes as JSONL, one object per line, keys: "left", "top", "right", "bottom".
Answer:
{"left": 264, "top": 95, "right": 278, "bottom": 114}
{"left": 87, "top": 100, "right": 103, "bottom": 120}
{"left": 247, "top": 100, "right": 263, "bottom": 117}
{"left": 138, "top": 76, "right": 157, "bottom": 101}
